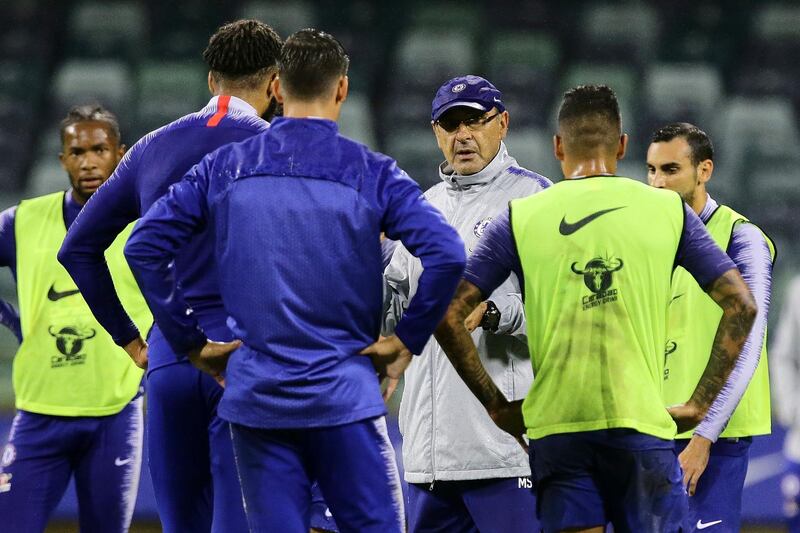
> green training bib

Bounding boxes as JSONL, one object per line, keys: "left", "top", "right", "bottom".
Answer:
{"left": 14, "top": 191, "right": 152, "bottom": 416}
{"left": 510, "top": 177, "right": 684, "bottom": 441}
{"left": 664, "top": 204, "right": 775, "bottom": 438}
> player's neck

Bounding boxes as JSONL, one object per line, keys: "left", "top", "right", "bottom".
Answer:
{"left": 562, "top": 158, "right": 617, "bottom": 179}
{"left": 220, "top": 89, "right": 269, "bottom": 117}
{"left": 690, "top": 187, "right": 708, "bottom": 215}
{"left": 282, "top": 100, "right": 340, "bottom": 122}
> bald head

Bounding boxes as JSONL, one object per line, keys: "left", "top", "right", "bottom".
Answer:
{"left": 557, "top": 85, "right": 621, "bottom": 159}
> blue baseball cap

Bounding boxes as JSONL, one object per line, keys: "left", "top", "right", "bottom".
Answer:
{"left": 431, "top": 75, "right": 505, "bottom": 121}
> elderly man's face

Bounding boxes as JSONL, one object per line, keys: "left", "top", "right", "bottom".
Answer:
{"left": 433, "top": 106, "right": 509, "bottom": 176}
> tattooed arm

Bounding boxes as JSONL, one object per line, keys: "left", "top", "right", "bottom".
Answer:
{"left": 434, "top": 210, "right": 528, "bottom": 440}
{"left": 436, "top": 281, "right": 505, "bottom": 408}
{"left": 668, "top": 205, "right": 758, "bottom": 432}
{"left": 669, "top": 268, "right": 757, "bottom": 432}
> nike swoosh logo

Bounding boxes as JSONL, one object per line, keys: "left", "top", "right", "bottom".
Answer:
{"left": 47, "top": 284, "right": 80, "bottom": 301}
{"left": 696, "top": 519, "right": 722, "bottom": 529}
{"left": 114, "top": 457, "right": 132, "bottom": 467}
{"left": 559, "top": 206, "right": 626, "bottom": 235}
{"left": 671, "top": 293, "right": 684, "bottom": 303}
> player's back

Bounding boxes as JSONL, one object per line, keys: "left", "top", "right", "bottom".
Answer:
{"left": 129, "top": 97, "right": 268, "bottom": 311}
{"left": 510, "top": 176, "right": 685, "bottom": 441}
{"left": 204, "top": 117, "right": 463, "bottom": 430}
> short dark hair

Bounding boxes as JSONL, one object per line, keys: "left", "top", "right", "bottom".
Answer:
{"left": 651, "top": 122, "right": 714, "bottom": 166}
{"left": 203, "top": 19, "right": 283, "bottom": 90}
{"left": 557, "top": 85, "right": 621, "bottom": 156}
{"left": 279, "top": 28, "right": 349, "bottom": 101}
{"left": 59, "top": 104, "right": 121, "bottom": 145}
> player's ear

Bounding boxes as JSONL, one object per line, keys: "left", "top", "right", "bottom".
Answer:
{"left": 207, "top": 72, "right": 217, "bottom": 96}
{"left": 272, "top": 76, "right": 284, "bottom": 104}
{"left": 553, "top": 135, "right": 564, "bottom": 161}
{"left": 265, "top": 71, "right": 278, "bottom": 100}
{"left": 617, "top": 133, "right": 628, "bottom": 160}
{"left": 697, "top": 159, "right": 713, "bottom": 184}
{"left": 335, "top": 75, "right": 348, "bottom": 104}
{"left": 498, "top": 110, "right": 509, "bottom": 140}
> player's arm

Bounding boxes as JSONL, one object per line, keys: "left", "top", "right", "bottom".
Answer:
{"left": 434, "top": 208, "right": 526, "bottom": 440}
{"left": 0, "top": 206, "right": 21, "bottom": 342}
{"left": 58, "top": 147, "right": 144, "bottom": 359}
{"left": 362, "top": 163, "right": 466, "bottom": 380}
{"left": 122, "top": 155, "right": 239, "bottom": 382}
{"left": 770, "top": 277, "right": 800, "bottom": 428}
{"left": 466, "top": 284, "right": 526, "bottom": 340}
{"left": 694, "top": 224, "right": 772, "bottom": 441}
{"left": 668, "top": 205, "right": 758, "bottom": 433}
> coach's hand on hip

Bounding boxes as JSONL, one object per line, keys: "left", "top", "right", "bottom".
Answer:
{"left": 188, "top": 339, "right": 243, "bottom": 387}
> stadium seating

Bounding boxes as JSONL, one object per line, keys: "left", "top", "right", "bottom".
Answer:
{"left": 51, "top": 59, "right": 133, "bottom": 123}
{"left": 577, "top": 3, "right": 659, "bottom": 64}
{"left": 239, "top": 0, "right": 316, "bottom": 38}
{"left": 394, "top": 30, "right": 476, "bottom": 88}
{"left": 503, "top": 127, "right": 561, "bottom": 180}
{"left": 66, "top": 1, "right": 146, "bottom": 59}
{"left": 338, "top": 92, "right": 377, "bottom": 149}
{"left": 136, "top": 61, "right": 208, "bottom": 137}
{"left": 385, "top": 130, "right": 442, "bottom": 190}
{"left": 643, "top": 63, "right": 723, "bottom": 125}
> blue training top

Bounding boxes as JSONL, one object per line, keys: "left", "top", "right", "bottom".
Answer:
{"left": 124, "top": 117, "right": 466, "bottom": 429}
{"left": 58, "top": 96, "right": 267, "bottom": 371}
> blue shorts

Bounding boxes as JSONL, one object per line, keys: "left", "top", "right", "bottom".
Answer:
{"left": 0, "top": 396, "right": 143, "bottom": 533}
{"left": 407, "top": 477, "right": 539, "bottom": 533}
{"left": 530, "top": 429, "right": 687, "bottom": 533}
{"left": 675, "top": 437, "right": 751, "bottom": 532}
{"left": 147, "top": 318, "right": 339, "bottom": 533}
{"left": 231, "top": 416, "right": 404, "bottom": 533}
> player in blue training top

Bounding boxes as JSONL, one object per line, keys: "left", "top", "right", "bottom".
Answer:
{"left": 122, "top": 29, "right": 466, "bottom": 533}
{"left": 56, "top": 20, "right": 345, "bottom": 533}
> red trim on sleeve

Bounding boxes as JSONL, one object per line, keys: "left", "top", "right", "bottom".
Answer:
{"left": 206, "top": 95, "right": 231, "bottom": 127}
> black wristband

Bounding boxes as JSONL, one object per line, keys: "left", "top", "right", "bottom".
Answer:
{"left": 479, "top": 300, "right": 501, "bottom": 332}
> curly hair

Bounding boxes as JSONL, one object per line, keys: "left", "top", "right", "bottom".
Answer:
{"left": 203, "top": 19, "right": 283, "bottom": 90}
{"left": 59, "top": 104, "right": 121, "bottom": 144}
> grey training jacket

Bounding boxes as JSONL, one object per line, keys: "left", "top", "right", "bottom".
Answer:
{"left": 384, "top": 143, "right": 551, "bottom": 483}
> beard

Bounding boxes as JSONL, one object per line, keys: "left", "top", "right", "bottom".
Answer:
{"left": 261, "top": 97, "right": 282, "bottom": 122}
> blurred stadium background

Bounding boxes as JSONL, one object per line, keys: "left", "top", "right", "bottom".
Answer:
{"left": 0, "top": 0, "right": 797, "bottom": 530}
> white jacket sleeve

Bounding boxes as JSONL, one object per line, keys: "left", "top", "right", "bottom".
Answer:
{"left": 771, "top": 276, "right": 800, "bottom": 428}
{"left": 382, "top": 245, "right": 411, "bottom": 336}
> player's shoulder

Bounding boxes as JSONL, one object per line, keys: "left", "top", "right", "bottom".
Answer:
{"left": 19, "top": 191, "right": 63, "bottom": 209}
{"left": 612, "top": 176, "right": 682, "bottom": 204}
{"left": 504, "top": 165, "right": 553, "bottom": 192}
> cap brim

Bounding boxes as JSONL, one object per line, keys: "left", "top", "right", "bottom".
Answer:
{"left": 432, "top": 101, "right": 489, "bottom": 121}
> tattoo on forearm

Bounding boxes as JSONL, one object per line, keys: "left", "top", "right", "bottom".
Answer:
{"left": 690, "top": 269, "right": 758, "bottom": 413}
{"left": 434, "top": 281, "right": 505, "bottom": 408}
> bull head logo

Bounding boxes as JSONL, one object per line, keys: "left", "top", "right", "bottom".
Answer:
{"left": 48, "top": 326, "right": 96, "bottom": 356}
{"left": 571, "top": 257, "right": 624, "bottom": 294}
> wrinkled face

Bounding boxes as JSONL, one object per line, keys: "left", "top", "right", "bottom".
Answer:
{"left": 433, "top": 106, "right": 508, "bottom": 175}
{"left": 646, "top": 137, "right": 700, "bottom": 205}
{"left": 59, "top": 122, "right": 123, "bottom": 203}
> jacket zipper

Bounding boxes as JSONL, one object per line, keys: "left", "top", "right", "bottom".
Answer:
{"left": 429, "top": 182, "right": 465, "bottom": 489}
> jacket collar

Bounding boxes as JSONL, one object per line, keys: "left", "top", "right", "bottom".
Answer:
{"left": 698, "top": 193, "right": 718, "bottom": 224}
{"left": 439, "top": 142, "right": 517, "bottom": 189}
{"left": 203, "top": 95, "right": 259, "bottom": 117}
